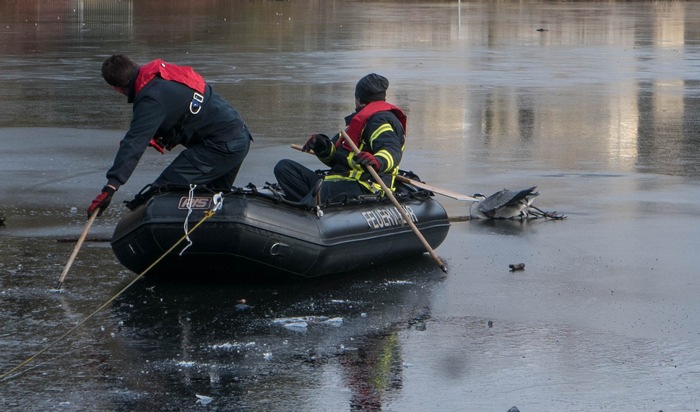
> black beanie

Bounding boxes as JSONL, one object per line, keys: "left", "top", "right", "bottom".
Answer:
{"left": 355, "top": 73, "right": 389, "bottom": 104}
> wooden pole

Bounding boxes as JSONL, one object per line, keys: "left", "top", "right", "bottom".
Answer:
{"left": 292, "top": 144, "right": 478, "bottom": 202}
{"left": 339, "top": 131, "right": 447, "bottom": 273}
{"left": 55, "top": 210, "right": 98, "bottom": 289}
{"left": 395, "top": 176, "right": 479, "bottom": 202}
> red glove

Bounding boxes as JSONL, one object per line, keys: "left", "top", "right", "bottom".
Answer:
{"left": 149, "top": 138, "right": 165, "bottom": 154}
{"left": 87, "top": 185, "right": 116, "bottom": 218}
{"left": 354, "top": 152, "right": 381, "bottom": 172}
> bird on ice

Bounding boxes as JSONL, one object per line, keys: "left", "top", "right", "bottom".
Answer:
{"left": 469, "top": 186, "right": 563, "bottom": 220}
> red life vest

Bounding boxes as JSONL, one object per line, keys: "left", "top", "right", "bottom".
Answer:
{"left": 341, "top": 101, "right": 407, "bottom": 151}
{"left": 134, "top": 59, "right": 206, "bottom": 96}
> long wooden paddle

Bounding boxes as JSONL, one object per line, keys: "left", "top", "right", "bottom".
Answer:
{"left": 334, "top": 131, "right": 447, "bottom": 273}
{"left": 394, "top": 176, "right": 480, "bottom": 202}
{"left": 291, "top": 144, "right": 479, "bottom": 202}
{"left": 55, "top": 209, "right": 98, "bottom": 289}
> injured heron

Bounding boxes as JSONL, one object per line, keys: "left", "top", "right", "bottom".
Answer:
{"left": 469, "top": 186, "right": 564, "bottom": 220}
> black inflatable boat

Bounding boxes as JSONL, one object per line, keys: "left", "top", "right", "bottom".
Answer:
{"left": 110, "top": 181, "right": 450, "bottom": 279}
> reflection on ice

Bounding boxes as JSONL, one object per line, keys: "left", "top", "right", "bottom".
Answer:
{"left": 1, "top": 1, "right": 700, "bottom": 410}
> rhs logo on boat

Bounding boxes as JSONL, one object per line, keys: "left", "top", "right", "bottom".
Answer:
{"left": 178, "top": 197, "right": 212, "bottom": 210}
{"left": 362, "top": 205, "right": 418, "bottom": 229}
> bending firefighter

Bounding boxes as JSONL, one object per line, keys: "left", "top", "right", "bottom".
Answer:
{"left": 274, "top": 73, "right": 406, "bottom": 206}
{"left": 87, "top": 54, "right": 252, "bottom": 218}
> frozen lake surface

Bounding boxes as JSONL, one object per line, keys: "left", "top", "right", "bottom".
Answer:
{"left": 1, "top": 1, "right": 700, "bottom": 411}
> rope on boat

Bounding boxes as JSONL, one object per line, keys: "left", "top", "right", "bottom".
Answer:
{"left": 179, "top": 186, "right": 224, "bottom": 256}
{"left": 0, "top": 193, "right": 224, "bottom": 383}
{"left": 179, "top": 184, "right": 197, "bottom": 255}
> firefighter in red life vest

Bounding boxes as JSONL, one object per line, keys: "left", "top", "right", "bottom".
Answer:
{"left": 274, "top": 73, "right": 406, "bottom": 207}
{"left": 87, "top": 54, "right": 253, "bottom": 218}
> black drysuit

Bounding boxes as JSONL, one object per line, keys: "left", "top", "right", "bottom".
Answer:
{"left": 106, "top": 72, "right": 252, "bottom": 191}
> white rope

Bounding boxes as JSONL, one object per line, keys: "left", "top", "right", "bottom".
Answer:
{"left": 212, "top": 192, "right": 224, "bottom": 211}
{"left": 179, "top": 184, "right": 197, "bottom": 256}
{"left": 178, "top": 186, "right": 225, "bottom": 256}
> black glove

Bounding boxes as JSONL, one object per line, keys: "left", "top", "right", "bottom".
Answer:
{"left": 301, "top": 134, "right": 318, "bottom": 152}
{"left": 302, "top": 134, "right": 327, "bottom": 152}
{"left": 312, "top": 134, "right": 332, "bottom": 158}
{"left": 353, "top": 151, "right": 381, "bottom": 172}
{"left": 87, "top": 185, "right": 116, "bottom": 218}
